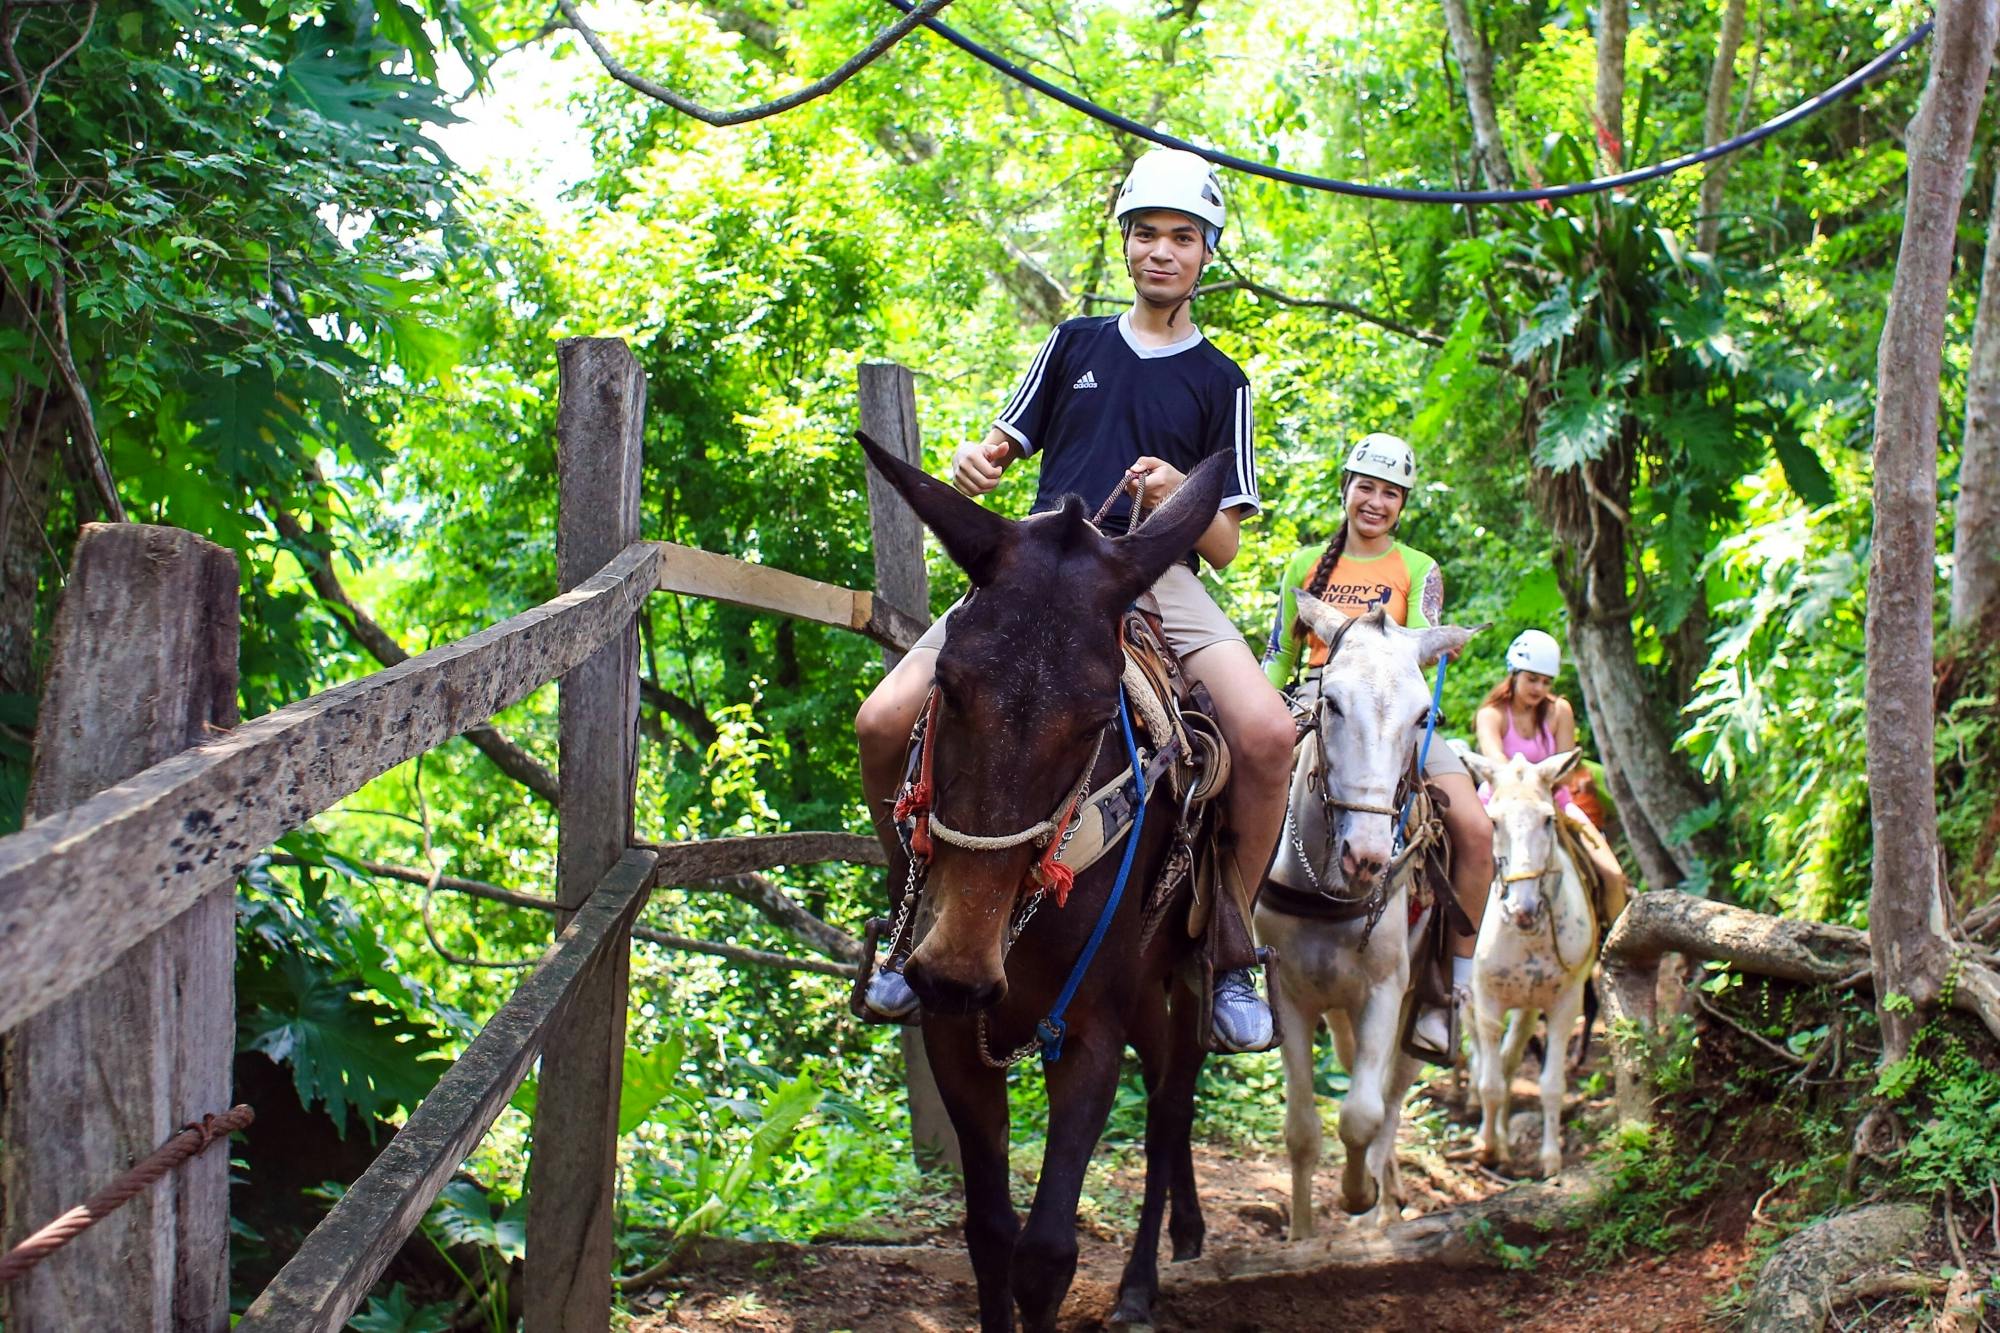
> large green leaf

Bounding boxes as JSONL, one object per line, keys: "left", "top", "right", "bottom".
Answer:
{"left": 347, "top": 1282, "right": 454, "bottom": 1333}
{"left": 237, "top": 950, "right": 449, "bottom": 1132}
{"left": 1532, "top": 362, "right": 1636, "bottom": 471}
{"left": 428, "top": 1180, "right": 526, "bottom": 1262}
{"left": 620, "top": 1032, "right": 692, "bottom": 1135}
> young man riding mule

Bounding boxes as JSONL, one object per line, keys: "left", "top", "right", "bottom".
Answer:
{"left": 855, "top": 148, "right": 1295, "bottom": 1052}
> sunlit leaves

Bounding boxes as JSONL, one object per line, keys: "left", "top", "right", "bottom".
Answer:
{"left": 1533, "top": 360, "right": 1637, "bottom": 470}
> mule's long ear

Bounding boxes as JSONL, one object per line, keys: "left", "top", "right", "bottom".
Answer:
{"left": 1108, "top": 452, "right": 1231, "bottom": 596}
{"left": 859, "top": 432, "right": 1013, "bottom": 586}
{"left": 1459, "top": 748, "right": 1499, "bottom": 788}
{"left": 1410, "top": 620, "right": 1487, "bottom": 668}
{"left": 1535, "top": 747, "right": 1583, "bottom": 792}
{"left": 1292, "top": 586, "right": 1352, "bottom": 647}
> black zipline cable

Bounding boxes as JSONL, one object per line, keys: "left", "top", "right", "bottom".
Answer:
{"left": 885, "top": 0, "right": 1933, "bottom": 206}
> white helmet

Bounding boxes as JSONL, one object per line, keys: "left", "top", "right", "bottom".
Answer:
{"left": 1507, "top": 629, "right": 1562, "bottom": 677}
{"left": 1115, "top": 148, "right": 1226, "bottom": 249}
{"left": 1342, "top": 432, "right": 1416, "bottom": 488}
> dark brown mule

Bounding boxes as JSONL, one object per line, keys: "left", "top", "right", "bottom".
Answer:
{"left": 860, "top": 437, "right": 1227, "bottom": 1333}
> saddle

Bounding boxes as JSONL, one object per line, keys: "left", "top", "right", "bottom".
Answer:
{"left": 1553, "top": 809, "right": 1610, "bottom": 942}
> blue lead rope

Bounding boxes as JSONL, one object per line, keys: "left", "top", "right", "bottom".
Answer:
{"left": 1037, "top": 684, "right": 1147, "bottom": 1064}
{"left": 1395, "top": 653, "right": 1451, "bottom": 847}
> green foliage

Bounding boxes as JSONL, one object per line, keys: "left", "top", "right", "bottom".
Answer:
{"left": 1899, "top": 1049, "right": 2000, "bottom": 1198}
{"left": 347, "top": 1283, "right": 454, "bottom": 1333}
{"left": 1464, "top": 1215, "right": 1551, "bottom": 1271}
{"left": 617, "top": 1038, "right": 825, "bottom": 1270}
{"left": 1576, "top": 1123, "right": 1720, "bottom": 1264}
{"left": 423, "top": 1180, "right": 524, "bottom": 1333}
{"left": 1610, "top": 1012, "right": 1700, "bottom": 1099}
{"left": 237, "top": 843, "right": 454, "bottom": 1133}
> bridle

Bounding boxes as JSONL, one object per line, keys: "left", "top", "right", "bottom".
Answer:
{"left": 1490, "top": 804, "right": 1579, "bottom": 970}
{"left": 1278, "top": 613, "right": 1443, "bottom": 937}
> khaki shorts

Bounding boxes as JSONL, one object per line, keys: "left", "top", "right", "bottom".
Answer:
{"left": 908, "top": 564, "right": 1245, "bottom": 661}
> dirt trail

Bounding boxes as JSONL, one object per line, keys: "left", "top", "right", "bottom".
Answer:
{"left": 631, "top": 1069, "right": 1758, "bottom": 1332}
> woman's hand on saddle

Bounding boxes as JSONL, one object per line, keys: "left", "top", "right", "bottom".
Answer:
{"left": 952, "top": 437, "right": 1014, "bottom": 497}
{"left": 1125, "top": 456, "right": 1186, "bottom": 512}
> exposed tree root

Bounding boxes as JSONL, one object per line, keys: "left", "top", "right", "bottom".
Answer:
{"left": 1158, "top": 1168, "right": 1603, "bottom": 1287}
{"left": 1740, "top": 1202, "right": 1931, "bottom": 1332}
{"left": 1598, "top": 892, "right": 2000, "bottom": 1122}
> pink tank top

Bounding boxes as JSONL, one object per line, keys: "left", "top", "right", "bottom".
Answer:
{"left": 1491, "top": 710, "right": 1575, "bottom": 809}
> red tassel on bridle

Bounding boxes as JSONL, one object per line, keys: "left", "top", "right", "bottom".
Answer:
{"left": 1032, "top": 785, "right": 1086, "bottom": 908}
{"left": 894, "top": 689, "right": 942, "bottom": 861}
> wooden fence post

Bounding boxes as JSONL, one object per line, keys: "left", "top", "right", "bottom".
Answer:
{"left": 524, "top": 339, "right": 647, "bottom": 1329}
{"left": 856, "top": 363, "right": 959, "bottom": 1172}
{"left": 0, "top": 524, "right": 238, "bottom": 1332}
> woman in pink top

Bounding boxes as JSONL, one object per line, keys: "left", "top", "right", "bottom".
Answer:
{"left": 1474, "top": 631, "right": 1628, "bottom": 919}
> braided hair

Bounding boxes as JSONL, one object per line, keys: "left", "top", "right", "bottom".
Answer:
{"left": 1289, "top": 516, "right": 1351, "bottom": 648}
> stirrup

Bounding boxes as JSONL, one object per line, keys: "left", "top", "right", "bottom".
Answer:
{"left": 1399, "top": 991, "right": 1460, "bottom": 1064}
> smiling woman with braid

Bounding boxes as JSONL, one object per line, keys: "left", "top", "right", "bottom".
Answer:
{"left": 1260, "top": 433, "right": 1494, "bottom": 1060}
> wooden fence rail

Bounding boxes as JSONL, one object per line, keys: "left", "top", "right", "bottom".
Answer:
{"left": 0, "top": 540, "right": 661, "bottom": 1036}
{"left": 0, "top": 339, "right": 932, "bottom": 1330}
{"left": 236, "top": 849, "right": 659, "bottom": 1332}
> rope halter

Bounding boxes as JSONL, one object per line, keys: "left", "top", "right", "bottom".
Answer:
{"left": 896, "top": 687, "right": 1110, "bottom": 909}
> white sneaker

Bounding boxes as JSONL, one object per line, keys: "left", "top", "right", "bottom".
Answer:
{"left": 864, "top": 966, "right": 920, "bottom": 1020}
{"left": 1408, "top": 986, "right": 1467, "bottom": 1062}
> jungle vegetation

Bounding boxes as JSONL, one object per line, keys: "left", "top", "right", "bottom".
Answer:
{"left": 2, "top": 0, "right": 1997, "bottom": 1323}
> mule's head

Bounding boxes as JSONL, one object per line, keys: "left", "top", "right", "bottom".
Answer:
{"left": 859, "top": 434, "right": 1228, "bottom": 1011}
{"left": 1460, "top": 748, "right": 1580, "bottom": 932}
{"left": 1292, "top": 589, "right": 1478, "bottom": 896}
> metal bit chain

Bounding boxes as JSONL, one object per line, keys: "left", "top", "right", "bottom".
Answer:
{"left": 976, "top": 1012, "right": 1044, "bottom": 1068}
{"left": 882, "top": 852, "right": 924, "bottom": 965}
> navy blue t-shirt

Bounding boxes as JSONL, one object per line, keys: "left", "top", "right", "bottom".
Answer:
{"left": 991, "top": 313, "right": 1259, "bottom": 538}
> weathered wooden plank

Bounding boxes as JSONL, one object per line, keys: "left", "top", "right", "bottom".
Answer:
{"left": 652, "top": 542, "right": 924, "bottom": 653}
{"left": 235, "top": 849, "right": 657, "bottom": 1333}
{"left": 2, "top": 524, "right": 238, "bottom": 1333}
{"left": 0, "top": 540, "right": 660, "bottom": 1036}
{"left": 655, "top": 540, "right": 863, "bottom": 630}
{"left": 525, "top": 337, "right": 646, "bottom": 1330}
{"left": 857, "top": 362, "right": 932, "bottom": 667}
{"left": 856, "top": 363, "right": 957, "bottom": 1172}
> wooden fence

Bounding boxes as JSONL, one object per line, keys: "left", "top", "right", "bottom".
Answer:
{"left": 0, "top": 340, "right": 942, "bottom": 1330}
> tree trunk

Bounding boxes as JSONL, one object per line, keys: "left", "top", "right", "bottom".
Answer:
{"left": 1440, "top": 0, "right": 1515, "bottom": 188}
{"left": 1594, "top": 0, "right": 1630, "bottom": 169}
{"left": 1544, "top": 420, "right": 1724, "bottom": 890}
{"left": 1952, "top": 158, "right": 2000, "bottom": 633}
{"left": 0, "top": 395, "right": 64, "bottom": 700}
{"left": 1866, "top": 0, "right": 1998, "bottom": 1065}
{"left": 1696, "top": 0, "right": 1750, "bottom": 254}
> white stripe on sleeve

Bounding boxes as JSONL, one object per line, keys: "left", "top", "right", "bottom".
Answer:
{"left": 1226, "top": 383, "right": 1260, "bottom": 512}
{"left": 994, "top": 327, "right": 1062, "bottom": 449}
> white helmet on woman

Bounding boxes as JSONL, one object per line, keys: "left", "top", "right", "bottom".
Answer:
{"left": 1115, "top": 148, "right": 1226, "bottom": 250}
{"left": 1507, "top": 629, "right": 1562, "bottom": 677}
{"left": 1342, "top": 432, "right": 1417, "bottom": 488}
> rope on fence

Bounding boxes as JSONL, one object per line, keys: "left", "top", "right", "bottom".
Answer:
{"left": 0, "top": 1104, "right": 255, "bottom": 1286}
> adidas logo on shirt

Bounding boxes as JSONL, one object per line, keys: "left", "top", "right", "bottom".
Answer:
{"left": 1073, "top": 370, "right": 1099, "bottom": 390}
